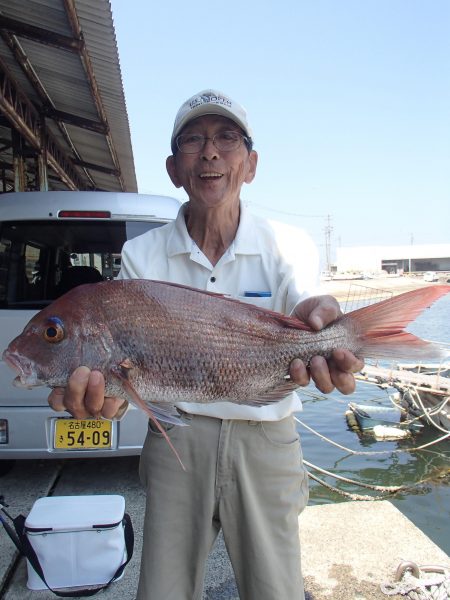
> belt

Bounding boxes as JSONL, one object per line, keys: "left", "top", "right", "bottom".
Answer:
{"left": 148, "top": 414, "right": 266, "bottom": 431}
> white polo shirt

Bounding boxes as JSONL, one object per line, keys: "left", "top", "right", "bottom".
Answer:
{"left": 118, "top": 202, "right": 320, "bottom": 421}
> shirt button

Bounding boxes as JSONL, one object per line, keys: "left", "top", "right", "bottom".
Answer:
{"left": 210, "top": 276, "right": 216, "bottom": 283}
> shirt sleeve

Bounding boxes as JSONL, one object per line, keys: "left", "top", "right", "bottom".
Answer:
{"left": 116, "top": 239, "right": 143, "bottom": 280}
{"left": 267, "top": 219, "right": 320, "bottom": 314}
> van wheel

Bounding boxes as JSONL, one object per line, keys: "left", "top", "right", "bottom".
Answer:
{"left": 0, "top": 460, "right": 15, "bottom": 476}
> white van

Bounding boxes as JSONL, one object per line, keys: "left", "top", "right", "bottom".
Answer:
{"left": 0, "top": 191, "right": 181, "bottom": 471}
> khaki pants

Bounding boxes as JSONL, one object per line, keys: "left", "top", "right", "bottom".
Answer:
{"left": 137, "top": 414, "right": 309, "bottom": 600}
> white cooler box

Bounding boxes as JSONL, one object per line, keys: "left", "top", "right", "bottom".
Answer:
{"left": 24, "top": 495, "right": 130, "bottom": 590}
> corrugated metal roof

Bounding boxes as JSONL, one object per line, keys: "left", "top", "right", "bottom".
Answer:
{"left": 0, "top": 0, "right": 137, "bottom": 192}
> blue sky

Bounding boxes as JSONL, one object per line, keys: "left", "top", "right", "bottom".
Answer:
{"left": 110, "top": 0, "right": 449, "bottom": 266}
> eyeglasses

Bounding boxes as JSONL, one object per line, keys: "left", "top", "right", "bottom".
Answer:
{"left": 175, "top": 131, "right": 250, "bottom": 154}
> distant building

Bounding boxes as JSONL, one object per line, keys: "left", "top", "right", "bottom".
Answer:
{"left": 336, "top": 244, "right": 450, "bottom": 275}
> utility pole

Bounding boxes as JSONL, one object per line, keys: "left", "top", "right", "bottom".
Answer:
{"left": 324, "top": 214, "right": 333, "bottom": 272}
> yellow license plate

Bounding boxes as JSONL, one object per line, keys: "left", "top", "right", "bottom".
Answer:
{"left": 54, "top": 419, "right": 113, "bottom": 450}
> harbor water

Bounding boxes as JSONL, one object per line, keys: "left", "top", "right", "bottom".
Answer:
{"left": 295, "top": 291, "right": 450, "bottom": 554}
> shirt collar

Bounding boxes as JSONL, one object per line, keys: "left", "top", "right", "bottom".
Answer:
{"left": 233, "top": 201, "right": 260, "bottom": 254}
{"left": 167, "top": 203, "right": 193, "bottom": 257}
{"left": 167, "top": 200, "right": 259, "bottom": 258}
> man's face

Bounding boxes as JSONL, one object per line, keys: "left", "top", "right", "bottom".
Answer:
{"left": 166, "top": 115, "right": 258, "bottom": 210}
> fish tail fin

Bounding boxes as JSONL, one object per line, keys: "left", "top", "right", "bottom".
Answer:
{"left": 346, "top": 285, "right": 450, "bottom": 361}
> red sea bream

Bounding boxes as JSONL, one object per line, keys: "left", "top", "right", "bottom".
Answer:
{"left": 3, "top": 280, "right": 449, "bottom": 465}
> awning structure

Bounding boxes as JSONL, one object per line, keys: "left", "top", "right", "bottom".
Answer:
{"left": 0, "top": 0, "right": 137, "bottom": 192}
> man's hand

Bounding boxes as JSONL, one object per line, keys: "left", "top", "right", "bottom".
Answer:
{"left": 47, "top": 366, "right": 126, "bottom": 419}
{"left": 289, "top": 295, "right": 364, "bottom": 395}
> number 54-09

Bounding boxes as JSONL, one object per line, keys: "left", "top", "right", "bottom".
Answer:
{"left": 66, "top": 430, "right": 111, "bottom": 446}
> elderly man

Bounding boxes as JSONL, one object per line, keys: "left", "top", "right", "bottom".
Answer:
{"left": 49, "top": 90, "right": 363, "bottom": 600}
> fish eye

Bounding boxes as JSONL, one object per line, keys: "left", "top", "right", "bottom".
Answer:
{"left": 43, "top": 318, "right": 65, "bottom": 343}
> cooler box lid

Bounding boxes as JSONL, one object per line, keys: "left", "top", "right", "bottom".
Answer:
{"left": 25, "top": 495, "right": 125, "bottom": 532}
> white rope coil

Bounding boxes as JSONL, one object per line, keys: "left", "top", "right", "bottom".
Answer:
{"left": 381, "top": 562, "right": 450, "bottom": 599}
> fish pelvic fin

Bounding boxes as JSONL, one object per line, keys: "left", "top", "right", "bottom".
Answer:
{"left": 145, "top": 402, "right": 188, "bottom": 426}
{"left": 346, "top": 285, "right": 450, "bottom": 361}
{"left": 110, "top": 365, "right": 186, "bottom": 471}
{"left": 246, "top": 380, "right": 300, "bottom": 406}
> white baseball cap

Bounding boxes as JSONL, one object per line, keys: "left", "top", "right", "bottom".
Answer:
{"left": 171, "top": 89, "right": 253, "bottom": 151}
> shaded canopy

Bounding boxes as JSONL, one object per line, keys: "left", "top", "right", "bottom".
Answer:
{"left": 0, "top": 0, "right": 137, "bottom": 192}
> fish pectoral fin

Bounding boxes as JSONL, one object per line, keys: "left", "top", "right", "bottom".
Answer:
{"left": 246, "top": 380, "right": 299, "bottom": 406}
{"left": 110, "top": 364, "right": 186, "bottom": 426}
{"left": 110, "top": 366, "right": 186, "bottom": 471}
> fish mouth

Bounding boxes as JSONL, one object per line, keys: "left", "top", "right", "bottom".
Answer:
{"left": 2, "top": 349, "right": 42, "bottom": 388}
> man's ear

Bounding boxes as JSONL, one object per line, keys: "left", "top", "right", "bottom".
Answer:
{"left": 166, "top": 155, "right": 183, "bottom": 188}
{"left": 244, "top": 150, "right": 258, "bottom": 184}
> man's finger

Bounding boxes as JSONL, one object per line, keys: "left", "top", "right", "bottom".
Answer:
{"left": 309, "top": 355, "right": 334, "bottom": 394}
{"left": 64, "top": 366, "right": 91, "bottom": 418}
{"left": 85, "top": 371, "right": 106, "bottom": 417}
{"left": 101, "top": 397, "right": 127, "bottom": 420}
{"left": 295, "top": 295, "right": 342, "bottom": 330}
{"left": 289, "top": 358, "right": 310, "bottom": 387}
{"left": 331, "top": 349, "right": 364, "bottom": 373}
{"left": 329, "top": 364, "right": 356, "bottom": 395}
{"left": 47, "top": 387, "right": 67, "bottom": 412}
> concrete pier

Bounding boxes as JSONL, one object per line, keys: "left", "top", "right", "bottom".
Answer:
{"left": 3, "top": 504, "right": 449, "bottom": 599}
{"left": 299, "top": 501, "right": 449, "bottom": 599}
{"left": 1, "top": 458, "right": 448, "bottom": 599}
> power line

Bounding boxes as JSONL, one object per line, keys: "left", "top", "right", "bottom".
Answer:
{"left": 246, "top": 200, "right": 326, "bottom": 218}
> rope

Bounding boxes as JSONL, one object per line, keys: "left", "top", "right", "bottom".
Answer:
{"left": 381, "top": 562, "right": 450, "bottom": 599}
{"left": 355, "top": 363, "right": 450, "bottom": 437}
{"left": 404, "top": 387, "right": 450, "bottom": 435}
{"left": 296, "top": 416, "right": 393, "bottom": 455}
{"left": 295, "top": 416, "right": 450, "bottom": 455}
{"left": 303, "top": 459, "right": 408, "bottom": 493}
{"left": 296, "top": 414, "right": 449, "bottom": 498}
{"left": 305, "top": 470, "right": 382, "bottom": 501}
{"left": 296, "top": 376, "right": 449, "bottom": 499}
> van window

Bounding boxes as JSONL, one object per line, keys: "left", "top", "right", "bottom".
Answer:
{"left": 0, "top": 219, "right": 161, "bottom": 309}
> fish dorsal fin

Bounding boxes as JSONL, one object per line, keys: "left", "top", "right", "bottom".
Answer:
{"left": 140, "top": 280, "right": 314, "bottom": 332}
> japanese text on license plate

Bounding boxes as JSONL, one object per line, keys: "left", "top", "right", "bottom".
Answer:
{"left": 54, "top": 419, "right": 113, "bottom": 450}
